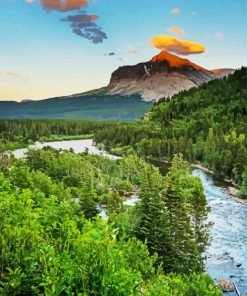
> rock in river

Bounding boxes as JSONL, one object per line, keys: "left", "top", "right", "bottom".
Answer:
{"left": 218, "top": 278, "right": 234, "bottom": 292}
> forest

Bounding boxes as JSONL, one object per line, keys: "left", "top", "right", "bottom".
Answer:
{"left": 0, "top": 147, "right": 222, "bottom": 295}
{"left": 94, "top": 68, "right": 247, "bottom": 197}
{"left": 0, "top": 119, "right": 115, "bottom": 151}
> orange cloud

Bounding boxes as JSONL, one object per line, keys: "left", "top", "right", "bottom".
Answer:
{"left": 150, "top": 35, "right": 205, "bottom": 55}
{"left": 171, "top": 8, "right": 180, "bottom": 14}
{"left": 39, "top": 0, "right": 88, "bottom": 11}
{"left": 167, "top": 26, "right": 184, "bottom": 36}
{"left": 128, "top": 49, "right": 141, "bottom": 54}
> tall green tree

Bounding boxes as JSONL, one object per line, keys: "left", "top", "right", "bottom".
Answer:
{"left": 135, "top": 165, "right": 174, "bottom": 271}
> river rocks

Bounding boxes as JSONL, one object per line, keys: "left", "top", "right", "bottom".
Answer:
{"left": 236, "top": 263, "right": 242, "bottom": 268}
{"left": 218, "top": 278, "right": 235, "bottom": 292}
{"left": 228, "top": 186, "right": 238, "bottom": 197}
{"left": 191, "top": 163, "right": 214, "bottom": 174}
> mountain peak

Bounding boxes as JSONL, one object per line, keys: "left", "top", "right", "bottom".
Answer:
{"left": 151, "top": 51, "right": 205, "bottom": 71}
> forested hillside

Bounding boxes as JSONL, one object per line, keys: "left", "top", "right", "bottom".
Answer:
{"left": 94, "top": 68, "right": 247, "bottom": 194}
{"left": 0, "top": 146, "right": 222, "bottom": 295}
{"left": 0, "top": 94, "right": 152, "bottom": 121}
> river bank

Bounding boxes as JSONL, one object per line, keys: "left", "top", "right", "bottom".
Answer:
{"left": 191, "top": 164, "right": 245, "bottom": 204}
{"left": 227, "top": 189, "right": 247, "bottom": 206}
{"left": 191, "top": 163, "right": 214, "bottom": 174}
{"left": 146, "top": 157, "right": 243, "bottom": 202}
{"left": 2, "top": 134, "right": 93, "bottom": 152}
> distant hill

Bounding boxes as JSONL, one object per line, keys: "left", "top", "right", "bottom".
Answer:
{"left": 211, "top": 68, "right": 235, "bottom": 77}
{"left": 0, "top": 94, "right": 152, "bottom": 121}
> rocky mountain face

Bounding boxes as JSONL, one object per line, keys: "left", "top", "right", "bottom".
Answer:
{"left": 106, "top": 51, "right": 234, "bottom": 101}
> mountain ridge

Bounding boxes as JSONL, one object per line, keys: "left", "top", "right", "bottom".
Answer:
{"left": 106, "top": 51, "right": 235, "bottom": 101}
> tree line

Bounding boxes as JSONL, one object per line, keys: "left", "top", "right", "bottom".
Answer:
{"left": 0, "top": 119, "right": 116, "bottom": 151}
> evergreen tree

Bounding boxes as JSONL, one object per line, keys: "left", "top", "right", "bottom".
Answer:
{"left": 135, "top": 165, "right": 174, "bottom": 271}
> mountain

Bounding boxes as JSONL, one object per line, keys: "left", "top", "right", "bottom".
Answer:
{"left": 106, "top": 51, "right": 234, "bottom": 101}
{"left": 0, "top": 51, "right": 236, "bottom": 120}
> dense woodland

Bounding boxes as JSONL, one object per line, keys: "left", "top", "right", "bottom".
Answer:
{"left": 94, "top": 68, "right": 247, "bottom": 196}
{"left": 0, "top": 68, "right": 246, "bottom": 294}
{"left": 0, "top": 120, "right": 115, "bottom": 151}
{"left": 0, "top": 147, "right": 221, "bottom": 295}
{"left": 0, "top": 94, "right": 152, "bottom": 121}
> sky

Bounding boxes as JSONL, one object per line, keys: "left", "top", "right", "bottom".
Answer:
{"left": 0, "top": 0, "right": 246, "bottom": 101}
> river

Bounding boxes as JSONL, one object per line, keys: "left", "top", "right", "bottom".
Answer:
{"left": 192, "top": 169, "right": 247, "bottom": 294}
{"left": 11, "top": 139, "right": 247, "bottom": 294}
{"left": 11, "top": 139, "right": 119, "bottom": 160}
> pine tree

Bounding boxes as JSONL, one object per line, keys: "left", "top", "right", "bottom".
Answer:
{"left": 164, "top": 154, "right": 208, "bottom": 273}
{"left": 135, "top": 165, "right": 174, "bottom": 271}
{"left": 79, "top": 175, "right": 99, "bottom": 219}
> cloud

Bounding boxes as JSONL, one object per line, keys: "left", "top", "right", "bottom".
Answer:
{"left": 104, "top": 52, "right": 116, "bottom": 56}
{"left": 167, "top": 26, "right": 184, "bottom": 36}
{"left": 150, "top": 35, "right": 205, "bottom": 55}
{"left": 39, "top": 0, "right": 88, "bottom": 12}
{"left": 191, "top": 11, "right": 197, "bottom": 16}
{"left": 26, "top": 0, "right": 107, "bottom": 44}
{"left": 215, "top": 32, "right": 223, "bottom": 40}
{"left": 128, "top": 49, "right": 141, "bottom": 54}
{"left": 171, "top": 8, "right": 180, "bottom": 14}
{"left": 61, "top": 12, "right": 107, "bottom": 43}
{"left": 6, "top": 72, "right": 21, "bottom": 77}
{"left": 0, "top": 71, "right": 22, "bottom": 79}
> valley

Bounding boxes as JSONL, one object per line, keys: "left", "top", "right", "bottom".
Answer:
{"left": 1, "top": 1, "right": 246, "bottom": 295}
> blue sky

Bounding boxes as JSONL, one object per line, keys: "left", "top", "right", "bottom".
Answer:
{"left": 0, "top": 0, "right": 246, "bottom": 101}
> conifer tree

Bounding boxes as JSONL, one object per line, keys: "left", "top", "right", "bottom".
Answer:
{"left": 135, "top": 165, "right": 174, "bottom": 271}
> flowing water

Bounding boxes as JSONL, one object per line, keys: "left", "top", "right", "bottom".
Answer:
{"left": 192, "top": 169, "right": 247, "bottom": 294}
{"left": 12, "top": 139, "right": 247, "bottom": 293}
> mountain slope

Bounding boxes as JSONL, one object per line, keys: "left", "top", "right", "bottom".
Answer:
{"left": 0, "top": 94, "right": 152, "bottom": 121}
{"left": 107, "top": 51, "right": 223, "bottom": 101}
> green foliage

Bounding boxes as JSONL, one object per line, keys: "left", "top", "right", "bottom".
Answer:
{"left": 0, "top": 168, "right": 222, "bottom": 295}
{"left": 135, "top": 165, "right": 174, "bottom": 271}
{"left": 238, "top": 168, "right": 247, "bottom": 198}
{"left": 134, "top": 155, "right": 210, "bottom": 274}
{"left": 1, "top": 69, "right": 240, "bottom": 293}
{"left": 0, "top": 119, "right": 116, "bottom": 151}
